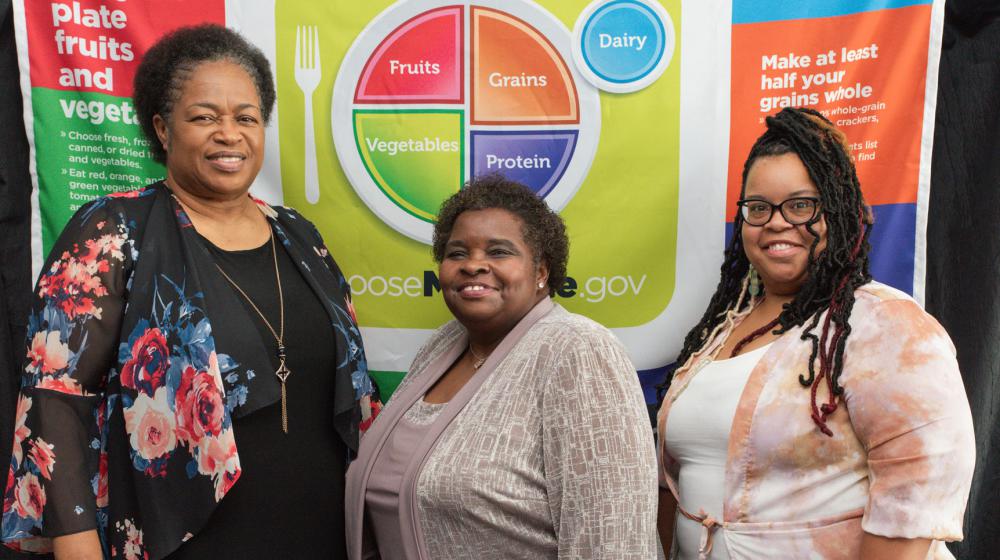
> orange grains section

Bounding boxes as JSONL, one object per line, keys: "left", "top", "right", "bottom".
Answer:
{"left": 471, "top": 7, "right": 579, "bottom": 125}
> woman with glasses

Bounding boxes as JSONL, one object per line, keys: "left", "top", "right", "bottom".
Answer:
{"left": 655, "top": 107, "right": 975, "bottom": 559}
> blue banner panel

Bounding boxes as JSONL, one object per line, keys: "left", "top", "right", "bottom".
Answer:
{"left": 733, "top": 0, "right": 931, "bottom": 25}
{"left": 639, "top": 366, "right": 669, "bottom": 406}
{"left": 868, "top": 202, "right": 916, "bottom": 293}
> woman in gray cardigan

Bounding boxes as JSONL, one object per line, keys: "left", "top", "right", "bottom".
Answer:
{"left": 345, "top": 175, "right": 658, "bottom": 559}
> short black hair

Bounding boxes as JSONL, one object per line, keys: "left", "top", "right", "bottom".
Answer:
{"left": 432, "top": 175, "right": 569, "bottom": 296}
{"left": 133, "top": 24, "right": 276, "bottom": 163}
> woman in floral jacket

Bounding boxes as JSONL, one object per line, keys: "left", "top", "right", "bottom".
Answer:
{"left": 3, "top": 26, "right": 377, "bottom": 559}
{"left": 656, "top": 108, "right": 975, "bottom": 559}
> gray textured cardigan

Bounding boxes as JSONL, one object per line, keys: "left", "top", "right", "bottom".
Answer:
{"left": 345, "top": 298, "right": 659, "bottom": 559}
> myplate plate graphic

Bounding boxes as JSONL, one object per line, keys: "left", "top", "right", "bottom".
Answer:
{"left": 333, "top": 0, "right": 602, "bottom": 243}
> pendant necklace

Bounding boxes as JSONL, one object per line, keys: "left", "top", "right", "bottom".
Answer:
{"left": 213, "top": 230, "right": 292, "bottom": 433}
{"left": 468, "top": 345, "right": 488, "bottom": 370}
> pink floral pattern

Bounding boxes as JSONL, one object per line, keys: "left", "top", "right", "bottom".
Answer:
{"left": 10, "top": 474, "right": 44, "bottom": 521}
{"left": 10, "top": 397, "right": 31, "bottom": 466}
{"left": 175, "top": 364, "right": 225, "bottom": 445}
{"left": 35, "top": 375, "right": 83, "bottom": 395}
{"left": 26, "top": 331, "right": 68, "bottom": 375}
{"left": 124, "top": 389, "right": 177, "bottom": 464}
{"left": 95, "top": 449, "right": 108, "bottom": 509}
{"left": 35, "top": 228, "right": 125, "bottom": 321}
{"left": 26, "top": 441, "right": 54, "bottom": 482}
{"left": 120, "top": 328, "right": 170, "bottom": 396}
{"left": 196, "top": 435, "right": 241, "bottom": 501}
{"left": 115, "top": 518, "right": 148, "bottom": 559}
{"left": 3, "top": 184, "right": 377, "bottom": 558}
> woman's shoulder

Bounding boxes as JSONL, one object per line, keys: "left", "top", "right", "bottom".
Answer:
{"left": 267, "top": 201, "right": 303, "bottom": 222}
{"left": 845, "top": 280, "right": 955, "bottom": 358}
{"left": 853, "top": 280, "right": 915, "bottom": 306}
{"left": 266, "top": 203, "right": 332, "bottom": 246}
{"left": 535, "top": 304, "right": 622, "bottom": 346}
{"left": 530, "top": 305, "right": 633, "bottom": 371}
{"left": 851, "top": 281, "right": 945, "bottom": 332}
{"left": 266, "top": 202, "right": 324, "bottom": 231}
{"left": 52, "top": 183, "right": 161, "bottom": 254}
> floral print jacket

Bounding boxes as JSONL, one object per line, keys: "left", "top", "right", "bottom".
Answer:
{"left": 2, "top": 182, "right": 378, "bottom": 559}
{"left": 658, "top": 281, "right": 975, "bottom": 559}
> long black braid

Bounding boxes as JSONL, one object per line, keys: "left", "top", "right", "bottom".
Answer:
{"left": 658, "top": 107, "right": 873, "bottom": 436}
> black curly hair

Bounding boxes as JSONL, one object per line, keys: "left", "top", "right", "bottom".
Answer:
{"left": 133, "top": 24, "right": 276, "bottom": 164}
{"left": 659, "top": 107, "right": 873, "bottom": 436}
{"left": 432, "top": 174, "right": 569, "bottom": 296}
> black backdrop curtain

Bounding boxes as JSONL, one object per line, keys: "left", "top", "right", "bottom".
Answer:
{"left": 0, "top": 1, "right": 997, "bottom": 558}
{"left": 0, "top": 1, "right": 34, "bottom": 554}
{"left": 926, "top": 1, "right": 1000, "bottom": 558}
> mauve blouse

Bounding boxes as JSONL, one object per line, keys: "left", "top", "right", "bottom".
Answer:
{"left": 365, "top": 399, "right": 446, "bottom": 559}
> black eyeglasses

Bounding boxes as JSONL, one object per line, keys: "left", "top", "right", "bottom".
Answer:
{"left": 737, "top": 197, "right": 820, "bottom": 226}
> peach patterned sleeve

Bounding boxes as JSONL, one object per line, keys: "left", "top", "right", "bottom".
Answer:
{"left": 842, "top": 299, "right": 975, "bottom": 541}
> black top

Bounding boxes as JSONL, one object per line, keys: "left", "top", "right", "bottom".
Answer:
{"left": 167, "top": 233, "right": 347, "bottom": 559}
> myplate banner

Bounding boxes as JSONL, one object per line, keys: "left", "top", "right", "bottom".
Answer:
{"left": 15, "top": 0, "right": 945, "bottom": 401}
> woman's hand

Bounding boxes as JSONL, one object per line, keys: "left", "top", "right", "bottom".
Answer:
{"left": 53, "top": 530, "right": 102, "bottom": 560}
{"left": 657, "top": 487, "right": 677, "bottom": 557}
{"left": 860, "top": 533, "right": 931, "bottom": 559}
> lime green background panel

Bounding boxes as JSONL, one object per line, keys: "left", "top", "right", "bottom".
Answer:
{"left": 275, "top": 1, "right": 680, "bottom": 330}
{"left": 552, "top": 1, "right": 681, "bottom": 327}
{"left": 276, "top": 2, "right": 453, "bottom": 330}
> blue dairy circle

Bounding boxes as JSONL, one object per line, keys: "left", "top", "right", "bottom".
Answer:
{"left": 581, "top": 0, "right": 664, "bottom": 84}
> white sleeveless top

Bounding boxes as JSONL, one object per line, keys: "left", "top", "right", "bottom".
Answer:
{"left": 663, "top": 343, "right": 771, "bottom": 559}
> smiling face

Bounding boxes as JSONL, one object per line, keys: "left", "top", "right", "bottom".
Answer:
{"left": 741, "top": 152, "right": 827, "bottom": 297}
{"left": 439, "top": 208, "right": 549, "bottom": 343}
{"left": 153, "top": 60, "right": 264, "bottom": 201}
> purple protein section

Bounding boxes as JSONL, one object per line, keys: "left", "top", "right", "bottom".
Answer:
{"left": 470, "top": 130, "right": 578, "bottom": 197}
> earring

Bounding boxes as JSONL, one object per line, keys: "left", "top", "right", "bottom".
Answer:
{"left": 538, "top": 282, "right": 545, "bottom": 289}
{"left": 749, "top": 265, "right": 761, "bottom": 296}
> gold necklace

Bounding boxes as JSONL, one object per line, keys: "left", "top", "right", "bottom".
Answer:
{"left": 468, "top": 345, "right": 488, "bottom": 370}
{"left": 212, "top": 230, "right": 292, "bottom": 433}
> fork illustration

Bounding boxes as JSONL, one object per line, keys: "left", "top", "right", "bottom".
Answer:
{"left": 295, "top": 25, "right": 321, "bottom": 204}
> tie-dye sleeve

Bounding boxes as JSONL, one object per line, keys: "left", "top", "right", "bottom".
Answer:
{"left": 842, "top": 299, "right": 975, "bottom": 541}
